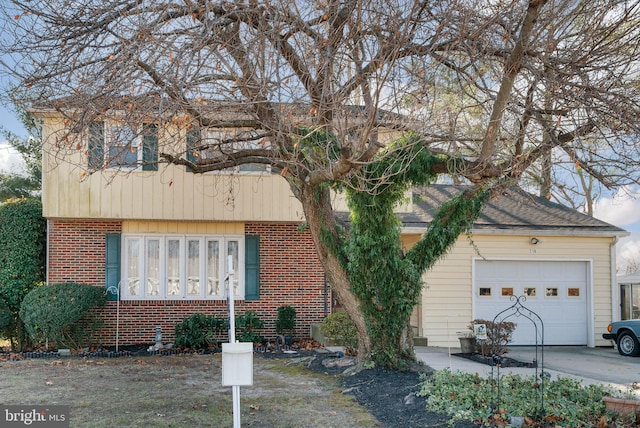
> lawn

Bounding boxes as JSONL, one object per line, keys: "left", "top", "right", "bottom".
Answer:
{"left": 0, "top": 353, "right": 378, "bottom": 427}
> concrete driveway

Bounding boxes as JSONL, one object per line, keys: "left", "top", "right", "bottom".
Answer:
{"left": 415, "top": 345, "right": 640, "bottom": 396}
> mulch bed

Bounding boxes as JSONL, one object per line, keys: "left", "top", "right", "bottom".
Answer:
{"left": 453, "top": 352, "right": 537, "bottom": 368}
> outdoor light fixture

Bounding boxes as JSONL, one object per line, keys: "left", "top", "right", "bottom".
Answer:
{"left": 530, "top": 237, "right": 540, "bottom": 245}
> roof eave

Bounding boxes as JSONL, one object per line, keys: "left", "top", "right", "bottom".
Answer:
{"left": 401, "top": 226, "right": 630, "bottom": 238}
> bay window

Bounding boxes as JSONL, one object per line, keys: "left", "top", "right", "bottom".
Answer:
{"left": 121, "top": 234, "right": 244, "bottom": 300}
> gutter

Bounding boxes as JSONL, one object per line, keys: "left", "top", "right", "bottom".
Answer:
{"left": 611, "top": 236, "right": 619, "bottom": 322}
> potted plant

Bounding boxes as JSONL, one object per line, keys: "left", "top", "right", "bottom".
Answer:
{"left": 603, "top": 386, "right": 640, "bottom": 417}
{"left": 457, "top": 330, "right": 476, "bottom": 354}
{"left": 275, "top": 305, "right": 297, "bottom": 346}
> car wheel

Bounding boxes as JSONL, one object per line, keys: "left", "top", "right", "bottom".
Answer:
{"left": 617, "top": 331, "right": 640, "bottom": 357}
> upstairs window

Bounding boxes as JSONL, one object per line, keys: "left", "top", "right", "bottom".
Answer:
{"left": 88, "top": 121, "right": 158, "bottom": 171}
{"left": 186, "top": 128, "right": 271, "bottom": 174}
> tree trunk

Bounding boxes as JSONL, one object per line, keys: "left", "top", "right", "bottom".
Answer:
{"left": 294, "top": 181, "right": 372, "bottom": 359}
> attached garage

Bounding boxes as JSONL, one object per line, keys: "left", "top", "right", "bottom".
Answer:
{"left": 404, "top": 185, "right": 627, "bottom": 348}
{"left": 473, "top": 259, "right": 590, "bottom": 346}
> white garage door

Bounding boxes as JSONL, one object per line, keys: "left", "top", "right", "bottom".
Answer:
{"left": 474, "top": 260, "right": 588, "bottom": 345}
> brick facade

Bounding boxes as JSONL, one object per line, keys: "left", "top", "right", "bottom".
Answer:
{"left": 47, "top": 219, "right": 328, "bottom": 346}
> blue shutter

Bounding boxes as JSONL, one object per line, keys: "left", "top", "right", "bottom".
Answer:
{"left": 105, "top": 233, "right": 121, "bottom": 301}
{"left": 245, "top": 235, "right": 259, "bottom": 300}
{"left": 88, "top": 122, "right": 104, "bottom": 169}
{"left": 186, "top": 129, "right": 199, "bottom": 172}
{"left": 142, "top": 123, "right": 158, "bottom": 171}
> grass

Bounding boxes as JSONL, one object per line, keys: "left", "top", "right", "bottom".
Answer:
{"left": 0, "top": 354, "right": 379, "bottom": 427}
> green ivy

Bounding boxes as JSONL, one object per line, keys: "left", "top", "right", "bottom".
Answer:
{"left": 418, "top": 369, "right": 610, "bottom": 427}
{"left": 341, "top": 133, "right": 489, "bottom": 368}
{"left": 0, "top": 198, "right": 46, "bottom": 350}
{"left": 19, "top": 282, "right": 107, "bottom": 350}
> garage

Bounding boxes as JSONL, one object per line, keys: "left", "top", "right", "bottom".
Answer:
{"left": 473, "top": 260, "right": 590, "bottom": 345}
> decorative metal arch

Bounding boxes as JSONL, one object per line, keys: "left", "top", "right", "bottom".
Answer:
{"left": 488, "top": 295, "right": 546, "bottom": 424}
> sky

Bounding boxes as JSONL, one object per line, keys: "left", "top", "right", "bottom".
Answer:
{"left": 0, "top": 100, "right": 638, "bottom": 273}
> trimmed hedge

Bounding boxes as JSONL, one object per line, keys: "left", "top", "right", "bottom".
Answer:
{"left": 0, "top": 198, "right": 46, "bottom": 349}
{"left": 320, "top": 311, "right": 358, "bottom": 354}
{"left": 20, "top": 282, "right": 107, "bottom": 349}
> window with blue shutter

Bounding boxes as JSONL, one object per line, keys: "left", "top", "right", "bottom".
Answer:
{"left": 88, "top": 122, "right": 104, "bottom": 169}
{"left": 186, "top": 129, "right": 199, "bottom": 171}
{"left": 105, "top": 233, "right": 121, "bottom": 301}
{"left": 245, "top": 235, "right": 260, "bottom": 300}
{"left": 142, "top": 123, "right": 158, "bottom": 171}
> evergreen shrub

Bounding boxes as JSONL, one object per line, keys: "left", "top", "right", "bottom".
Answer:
{"left": 20, "top": 282, "right": 106, "bottom": 349}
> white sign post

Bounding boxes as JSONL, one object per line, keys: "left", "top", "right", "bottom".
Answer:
{"left": 221, "top": 255, "right": 253, "bottom": 428}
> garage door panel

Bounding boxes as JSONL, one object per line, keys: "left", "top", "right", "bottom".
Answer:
{"left": 474, "top": 261, "right": 588, "bottom": 346}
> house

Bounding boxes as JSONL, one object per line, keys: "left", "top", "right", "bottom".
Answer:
{"left": 35, "top": 108, "right": 627, "bottom": 348}
{"left": 37, "top": 108, "right": 333, "bottom": 346}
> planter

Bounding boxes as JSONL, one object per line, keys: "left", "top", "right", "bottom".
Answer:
{"left": 458, "top": 337, "right": 476, "bottom": 354}
{"left": 604, "top": 396, "right": 640, "bottom": 416}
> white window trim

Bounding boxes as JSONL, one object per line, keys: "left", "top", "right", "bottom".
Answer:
{"left": 121, "top": 234, "right": 245, "bottom": 301}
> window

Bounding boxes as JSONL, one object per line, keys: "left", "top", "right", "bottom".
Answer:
{"left": 121, "top": 234, "right": 244, "bottom": 300}
{"left": 546, "top": 287, "right": 558, "bottom": 297}
{"left": 479, "top": 287, "right": 491, "bottom": 296}
{"left": 107, "top": 124, "right": 138, "bottom": 168}
{"left": 186, "top": 128, "right": 271, "bottom": 173}
{"left": 523, "top": 287, "right": 537, "bottom": 297}
{"left": 568, "top": 288, "right": 580, "bottom": 297}
{"left": 501, "top": 287, "right": 514, "bottom": 297}
{"left": 88, "top": 121, "right": 158, "bottom": 171}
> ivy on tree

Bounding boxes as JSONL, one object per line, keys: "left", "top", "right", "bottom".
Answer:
{"left": 328, "top": 133, "right": 490, "bottom": 368}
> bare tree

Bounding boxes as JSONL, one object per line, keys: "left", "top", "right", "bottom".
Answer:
{"left": 2, "top": 0, "right": 640, "bottom": 365}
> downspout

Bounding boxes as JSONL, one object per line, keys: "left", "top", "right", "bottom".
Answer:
{"left": 610, "top": 236, "right": 619, "bottom": 322}
{"left": 46, "top": 219, "right": 50, "bottom": 286}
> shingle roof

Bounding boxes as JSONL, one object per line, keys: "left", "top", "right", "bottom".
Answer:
{"left": 398, "top": 184, "right": 627, "bottom": 236}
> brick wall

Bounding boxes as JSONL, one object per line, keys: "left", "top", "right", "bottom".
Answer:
{"left": 48, "top": 219, "right": 122, "bottom": 284}
{"left": 48, "top": 219, "right": 328, "bottom": 346}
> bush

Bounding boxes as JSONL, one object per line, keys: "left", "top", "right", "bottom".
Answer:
{"left": 20, "top": 282, "right": 106, "bottom": 350}
{"left": 235, "top": 310, "right": 264, "bottom": 343}
{"left": 470, "top": 319, "right": 517, "bottom": 357}
{"left": 320, "top": 311, "right": 358, "bottom": 354}
{"left": 275, "top": 305, "right": 297, "bottom": 336}
{"left": 419, "top": 369, "right": 609, "bottom": 427}
{"left": 0, "top": 198, "right": 46, "bottom": 350}
{"left": 174, "top": 313, "right": 226, "bottom": 350}
{"left": 0, "top": 296, "right": 13, "bottom": 337}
